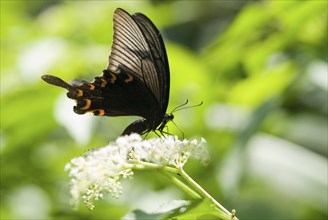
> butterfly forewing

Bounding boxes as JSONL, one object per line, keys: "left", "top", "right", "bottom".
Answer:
{"left": 132, "top": 12, "right": 170, "bottom": 113}
{"left": 109, "top": 9, "right": 168, "bottom": 110}
{"left": 109, "top": 11, "right": 147, "bottom": 78}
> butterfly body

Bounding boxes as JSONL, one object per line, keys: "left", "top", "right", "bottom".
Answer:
{"left": 42, "top": 8, "right": 171, "bottom": 136}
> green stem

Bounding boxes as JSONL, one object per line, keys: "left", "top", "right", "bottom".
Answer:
{"left": 130, "top": 160, "right": 177, "bottom": 173}
{"left": 178, "top": 168, "right": 238, "bottom": 220}
{"left": 164, "top": 172, "right": 202, "bottom": 199}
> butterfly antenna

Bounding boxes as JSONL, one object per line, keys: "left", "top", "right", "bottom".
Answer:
{"left": 171, "top": 100, "right": 203, "bottom": 114}
{"left": 170, "top": 99, "right": 189, "bottom": 113}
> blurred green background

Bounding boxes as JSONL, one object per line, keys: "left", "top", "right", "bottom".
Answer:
{"left": 1, "top": 0, "right": 327, "bottom": 219}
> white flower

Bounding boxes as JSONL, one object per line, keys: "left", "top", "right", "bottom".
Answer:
{"left": 65, "top": 134, "right": 208, "bottom": 210}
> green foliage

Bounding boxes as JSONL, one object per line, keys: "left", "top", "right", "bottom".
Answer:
{"left": 1, "top": 0, "right": 327, "bottom": 219}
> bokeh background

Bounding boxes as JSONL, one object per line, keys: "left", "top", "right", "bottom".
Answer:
{"left": 1, "top": 1, "right": 327, "bottom": 219}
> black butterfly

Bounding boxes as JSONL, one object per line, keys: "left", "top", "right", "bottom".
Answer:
{"left": 42, "top": 8, "right": 173, "bottom": 136}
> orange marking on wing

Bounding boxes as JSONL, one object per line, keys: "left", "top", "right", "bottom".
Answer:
{"left": 109, "top": 73, "right": 117, "bottom": 84}
{"left": 124, "top": 74, "right": 133, "bottom": 83}
{"left": 80, "top": 99, "right": 91, "bottom": 110}
{"left": 96, "top": 109, "right": 105, "bottom": 116}
{"left": 88, "top": 84, "right": 95, "bottom": 90}
{"left": 100, "top": 79, "right": 107, "bottom": 87}
{"left": 89, "top": 109, "right": 105, "bottom": 116}
{"left": 76, "top": 89, "right": 83, "bottom": 97}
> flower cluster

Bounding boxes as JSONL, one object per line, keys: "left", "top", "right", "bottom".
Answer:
{"left": 65, "top": 134, "right": 207, "bottom": 210}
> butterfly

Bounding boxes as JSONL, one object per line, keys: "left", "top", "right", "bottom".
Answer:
{"left": 42, "top": 8, "right": 173, "bottom": 136}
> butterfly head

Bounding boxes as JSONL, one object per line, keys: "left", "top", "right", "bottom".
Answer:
{"left": 164, "top": 113, "right": 174, "bottom": 123}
